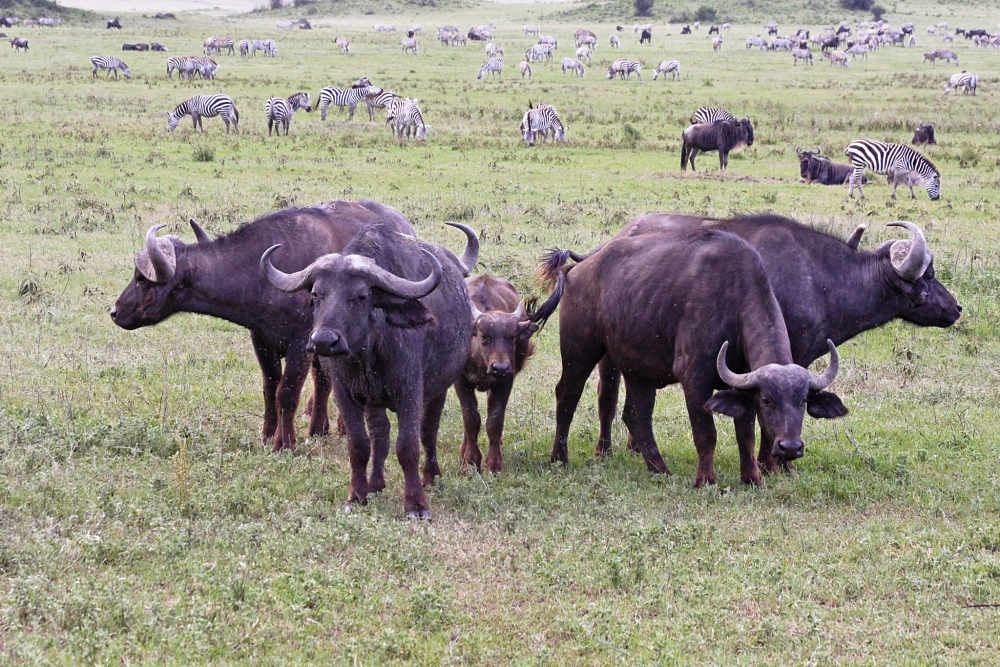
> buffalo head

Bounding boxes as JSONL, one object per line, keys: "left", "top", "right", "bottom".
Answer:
{"left": 874, "top": 221, "right": 961, "bottom": 327}
{"left": 706, "top": 340, "right": 846, "bottom": 461}
{"left": 111, "top": 220, "right": 211, "bottom": 329}
{"left": 261, "top": 244, "right": 441, "bottom": 357}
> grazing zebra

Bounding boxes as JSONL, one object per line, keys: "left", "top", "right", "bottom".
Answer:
{"left": 166, "top": 56, "right": 194, "bottom": 79}
{"left": 317, "top": 79, "right": 376, "bottom": 120}
{"left": 204, "top": 37, "right": 235, "bottom": 56}
{"left": 365, "top": 88, "right": 398, "bottom": 121}
{"left": 265, "top": 92, "right": 310, "bottom": 136}
{"left": 846, "top": 44, "right": 868, "bottom": 59}
{"left": 606, "top": 59, "right": 641, "bottom": 80}
{"left": 334, "top": 37, "right": 350, "bottom": 54}
{"left": 652, "top": 60, "right": 680, "bottom": 80}
{"left": 401, "top": 37, "right": 418, "bottom": 54}
{"left": 520, "top": 102, "right": 565, "bottom": 145}
{"left": 712, "top": 36, "right": 723, "bottom": 52}
{"left": 519, "top": 60, "right": 532, "bottom": 79}
{"left": 167, "top": 94, "right": 239, "bottom": 133}
{"left": 525, "top": 43, "right": 553, "bottom": 62}
{"left": 691, "top": 106, "right": 734, "bottom": 124}
{"left": 193, "top": 57, "right": 217, "bottom": 80}
{"left": 561, "top": 58, "right": 584, "bottom": 77}
{"left": 538, "top": 35, "right": 557, "bottom": 48}
{"left": 238, "top": 39, "right": 249, "bottom": 56}
{"left": 822, "top": 50, "right": 849, "bottom": 67}
{"left": 252, "top": 39, "right": 276, "bottom": 57}
{"left": 609, "top": 34, "right": 620, "bottom": 48}
{"left": 388, "top": 98, "right": 427, "bottom": 142}
{"left": 944, "top": 70, "right": 977, "bottom": 95}
{"left": 575, "top": 45, "right": 591, "bottom": 63}
{"left": 844, "top": 139, "right": 940, "bottom": 200}
{"left": 485, "top": 41, "right": 503, "bottom": 57}
{"left": 477, "top": 55, "right": 503, "bottom": 80}
{"left": 746, "top": 36, "right": 766, "bottom": 49}
{"left": 523, "top": 25, "right": 539, "bottom": 36}
{"left": 90, "top": 55, "right": 131, "bottom": 79}
{"left": 791, "top": 47, "right": 813, "bottom": 65}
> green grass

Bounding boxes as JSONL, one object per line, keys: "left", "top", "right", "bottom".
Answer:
{"left": 1, "top": 1, "right": 999, "bottom": 662}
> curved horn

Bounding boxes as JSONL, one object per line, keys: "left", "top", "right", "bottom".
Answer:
{"left": 886, "top": 221, "right": 931, "bottom": 281}
{"left": 716, "top": 341, "right": 759, "bottom": 390}
{"left": 357, "top": 248, "right": 442, "bottom": 299}
{"left": 808, "top": 339, "right": 839, "bottom": 390}
{"left": 845, "top": 224, "right": 866, "bottom": 250}
{"left": 814, "top": 145, "right": 821, "bottom": 154}
{"left": 259, "top": 244, "right": 317, "bottom": 292}
{"left": 511, "top": 300, "right": 526, "bottom": 319}
{"left": 445, "top": 222, "right": 479, "bottom": 275}
{"left": 470, "top": 300, "right": 484, "bottom": 322}
{"left": 145, "top": 224, "right": 175, "bottom": 282}
{"left": 189, "top": 218, "right": 211, "bottom": 244}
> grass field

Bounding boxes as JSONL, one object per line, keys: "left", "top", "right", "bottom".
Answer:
{"left": 1, "top": 1, "right": 999, "bottom": 662}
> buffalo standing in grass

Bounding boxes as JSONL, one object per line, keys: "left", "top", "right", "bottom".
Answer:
{"left": 797, "top": 147, "right": 865, "bottom": 185}
{"left": 680, "top": 118, "right": 754, "bottom": 170}
{"left": 111, "top": 200, "right": 415, "bottom": 451}
{"left": 456, "top": 273, "right": 564, "bottom": 473}
{"left": 541, "top": 214, "right": 960, "bottom": 473}
{"left": 544, "top": 224, "right": 845, "bottom": 486}
{"left": 261, "top": 223, "right": 479, "bottom": 519}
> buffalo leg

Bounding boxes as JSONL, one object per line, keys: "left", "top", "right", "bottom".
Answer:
{"left": 332, "top": 383, "right": 371, "bottom": 507}
{"left": 250, "top": 331, "right": 282, "bottom": 446}
{"left": 733, "top": 414, "right": 762, "bottom": 485}
{"left": 455, "top": 380, "right": 483, "bottom": 471}
{"left": 396, "top": 394, "right": 430, "bottom": 517}
{"left": 274, "top": 342, "right": 311, "bottom": 451}
{"left": 682, "top": 381, "right": 718, "bottom": 487}
{"left": 484, "top": 376, "right": 513, "bottom": 473}
{"left": 620, "top": 377, "right": 669, "bottom": 474}
{"left": 596, "top": 356, "right": 622, "bottom": 456}
{"left": 420, "top": 392, "right": 446, "bottom": 486}
{"left": 366, "top": 407, "right": 390, "bottom": 493}
{"left": 551, "top": 342, "right": 604, "bottom": 464}
{"left": 307, "top": 355, "right": 331, "bottom": 437}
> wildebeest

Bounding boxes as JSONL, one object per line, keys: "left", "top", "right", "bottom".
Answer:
{"left": 122, "top": 43, "right": 150, "bottom": 51}
{"left": 10, "top": 37, "right": 28, "bottom": 51}
{"left": 797, "top": 147, "right": 866, "bottom": 185}
{"left": 709, "top": 25, "right": 720, "bottom": 35}
{"left": 151, "top": 43, "right": 167, "bottom": 52}
{"left": 912, "top": 124, "right": 936, "bottom": 145}
{"left": 543, "top": 223, "right": 846, "bottom": 486}
{"left": 681, "top": 25, "right": 691, "bottom": 35}
{"left": 639, "top": 28, "right": 652, "bottom": 45}
{"left": 680, "top": 118, "right": 754, "bottom": 170}
{"left": 456, "top": 273, "right": 564, "bottom": 473}
{"left": 260, "top": 222, "right": 479, "bottom": 519}
{"left": 111, "top": 200, "right": 416, "bottom": 452}
{"left": 540, "top": 215, "right": 959, "bottom": 474}
{"left": 107, "top": 18, "right": 121, "bottom": 29}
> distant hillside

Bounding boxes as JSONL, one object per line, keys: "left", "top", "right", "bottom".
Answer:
{"left": 0, "top": 0, "right": 94, "bottom": 21}
{"left": 249, "top": 0, "right": 476, "bottom": 17}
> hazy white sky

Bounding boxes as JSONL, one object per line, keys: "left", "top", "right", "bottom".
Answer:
{"left": 57, "top": 0, "right": 262, "bottom": 12}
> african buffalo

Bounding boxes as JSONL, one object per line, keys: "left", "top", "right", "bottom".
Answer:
{"left": 456, "top": 272, "right": 564, "bottom": 473}
{"left": 261, "top": 223, "right": 479, "bottom": 519}
{"left": 545, "top": 224, "right": 845, "bottom": 486}
{"left": 681, "top": 25, "right": 691, "bottom": 35}
{"left": 111, "top": 200, "right": 415, "bottom": 451}
{"left": 541, "top": 215, "right": 960, "bottom": 473}
{"left": 122, "top": 43, "right": 149, "bottom": 51}
{"left": 680, "top": 118, "right": 754, "bottom": 170}
{"left": 912, "top": 124, "right": 936, "bottom": 144}
{"left": 797, "top": 148, "right": 865, "bottom": 185}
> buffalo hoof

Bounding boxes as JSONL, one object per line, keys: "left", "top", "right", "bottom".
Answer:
{"left": 368, "top": 474, "right": 386, "bottom": 493}
{"left": 694, "top": 471, "right": 717, "bottom": 488}
{"left": 485, "top": 454, "right": 503, "bottom": 474}
{"left": 308, "top": 420, "right": 330, "bottom": 437}
{"left": 271, "top": 438, "right": 295, "bottom": 453}
{"left": 406, "top": 509, "right": 432, "bottom": 521}
{"left": 742, "top": 470, "right": 764, "bottom": 486}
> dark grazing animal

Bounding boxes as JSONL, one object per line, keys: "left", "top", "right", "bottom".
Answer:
{"left": 10, "top": 37, "right": 28, "bottom": 51}
{"left": 639, "top": 28, "right": 652, "bottom": 44}
{"left": 912, "top": 124, "right": 936, "bottom": 144}
{"left": 122, "top": 43, "right": 150, "bottom": 51}
{"left": 260, "top": 222, "right": 480, "bottom": 519}
{"left": 681, "top": 25, "right": 691, "bottom": 35}
{"left": 540, "top": 215, "right": 960, "bottom": 473}
{"left": 151, "top": 43, "right": 168, "bottom": 52}
{"left": 456, "top": 273, "right": 564, "bottom": 473}
{"left": 544, "top": 224, "right": 846, "bottom": 486}
{"left": 111, "top": 200, "right": 416, "bottom": 451}
{"left": 680, "top": 118, "right": 754, "bottom": 170}
{"left": 107, "top": 18, "right": 122, "bottom": 29}
{"left": 797, "top": 148, "right": 865, "bottom": 185}
{"left": 709, "top": 25, "right": 720, "bottom": 35}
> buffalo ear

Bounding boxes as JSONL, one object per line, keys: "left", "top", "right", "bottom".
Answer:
{"left": 807, "top": 390, "right": 848, "bottom": 419}
{"left": 374, "top": 292, "right": 437, "bottom": 328}
{"left": 517, "top": 321, "right": 539, "bottom": 340}
{"left": 704, "top": 390, "right": 754, "bottom": 420}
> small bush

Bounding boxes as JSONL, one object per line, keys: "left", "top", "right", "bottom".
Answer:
{"left": 623, "top": 123, "right": 641, "bottom": 147}
{"left": 634, "top": 0, "right": 654, "bottom": 17}
{"left": 871, "top": 5, "right": 886, "bottom": 20}
{"left": 695, "top": 6, "right": 718, "bottom": 22}
{"left": 840, "top": 0, "right": 874, "bottom": 10}
{"left": 269, "top": 0, "right": 283, "bottom": 9}
{"left": 193, "top": 146, "right": 215, "bottom": 162}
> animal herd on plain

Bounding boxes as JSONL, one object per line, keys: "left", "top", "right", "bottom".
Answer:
{"left": 4, "top": 11, "right": 982, "bottom": 517}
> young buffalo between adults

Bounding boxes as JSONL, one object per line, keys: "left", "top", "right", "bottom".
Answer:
{"left": 680, "top": 118, "right": 754, "bottom": 170}
{"left": 546, "top": 226, "right": 845, "bottom": 487}
{"left": 456, "top": 272, "right": 564, "bottom": 473}
{"left": 542, "top": 215, "right": 960, "bottom": 474}
{"left": 260, "top": 223, "right": 478, "bottom": 519}
{"left": 111, "top": 200, "right": 415, "bottom": 451}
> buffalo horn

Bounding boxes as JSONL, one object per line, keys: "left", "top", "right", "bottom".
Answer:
{"left": 189, "top": 218, "right": 211, "bottom": 244}
{"left": 511, "top": 300, "right": 525, "bottom": 319}
{"left": 808, "top": 339, "right": 840, "bottom": 390}
{"left": 353, "top": 249, "right": 442, "bottom": 299}
{"left": 445, "top": 222, "right": 479, "bottom": 275}
{"left": 144, "top": 224, "right": 176, "bottom": 282}
{"left": 886, "top": 221, "right": 931, "bottom": 281}
{"left": 470, "top": 301, "right": 484, "bottom": 322}
{"left": 260, "top": 244, "right": 317, "bottom": 292}
{"left": 715, "top": 341, "right": 759, "bottom": 389}
{"left": 845, "top": 224, "right": 866, "bottom": 250}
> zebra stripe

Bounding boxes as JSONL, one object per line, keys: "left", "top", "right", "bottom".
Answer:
{"left": 204, "top": 37, "right": 235, "bottom": 55}
{"left": 521, "top": 103, "right": 564, "bottom": 144}
{"left": 652, "top": 60, "right": 680, "bottom": 80}
{"left": 365, "top": 88, "right": 398, "bottom": 122}
{"left": 691, "top": 106, "right": 734, "bottom": 124}
{"left": 317, "top": 81, "right": 376, "bottom": 121}
{"left": 606, "top": 59, "right": 641, "bottom": 80}
{"left": 478, "top": 55, "right": 503, "bottom": 79}
{"left": 239, "top": 39, "right": 249, "bottom": 56}
{"left": 167, "top": 94, "right": 239, "bottom": 133}
{"left": 388, "top": 98, "right": 426, "bottom": 141}
{"left": 944, "top": 71, "right": 977, "bottom": 95}
{"left": 844, "top": 139, "right": 940, "bottom": 200}
{"left": 90, "top": 56, "right": 131, "bottom": 79}
{"left": 265, "top": 92, "right": 310, "bottom": 135}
